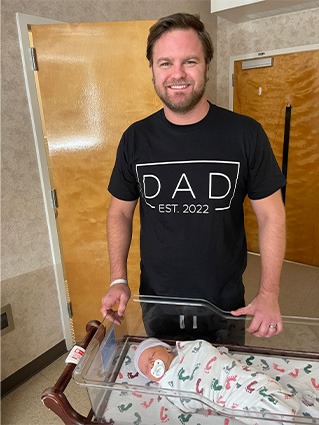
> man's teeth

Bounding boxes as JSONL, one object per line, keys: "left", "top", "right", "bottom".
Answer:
{"left": 170, "top": 84, "right": 188, "bottom": 89}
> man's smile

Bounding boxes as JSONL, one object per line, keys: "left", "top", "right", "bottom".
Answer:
{"left": 168, "top": 84, "right": 190, "bottom": 90}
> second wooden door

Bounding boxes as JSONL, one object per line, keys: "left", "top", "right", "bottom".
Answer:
{"left": 234, "top": 50, "right": 319, "bottom": 266}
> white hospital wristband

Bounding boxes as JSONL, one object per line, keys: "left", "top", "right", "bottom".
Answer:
{"left": 110, "top": 279, "right": 128, "bottom": 287}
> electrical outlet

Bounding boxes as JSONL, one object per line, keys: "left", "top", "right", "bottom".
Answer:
{"left": 1, "top": 304, "right": 15, "bottom": 335}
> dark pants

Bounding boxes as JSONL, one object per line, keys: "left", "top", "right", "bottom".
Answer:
{"left": 141, "top": 302, "right": 246, "bottom": 346}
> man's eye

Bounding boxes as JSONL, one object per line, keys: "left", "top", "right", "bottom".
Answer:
{"left": 160, "top": 62, "right": 171, "bottom": 67}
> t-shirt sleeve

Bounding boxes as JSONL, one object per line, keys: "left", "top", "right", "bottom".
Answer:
{"left": 108, "top": 133, "right": 140, "bottom": 201}
{"left": 247, "top": 123, "right": 286, "bottom": 200}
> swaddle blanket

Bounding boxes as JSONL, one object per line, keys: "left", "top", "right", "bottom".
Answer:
{"left": 103, "top": 342, "right": 319, "bottom": 425}
{"left": 160, "top": 340, "right": 299, "bottom": 423}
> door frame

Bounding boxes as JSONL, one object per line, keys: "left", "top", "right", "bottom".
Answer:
{"left": 229, "top": 43, "right": 319, "bottom": 110}
{"left": 16, "top": 13, "right": 73, "bottom": 349}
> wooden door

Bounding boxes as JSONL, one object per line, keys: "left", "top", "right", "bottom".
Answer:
{"left": 30, "top": 21, "right": 161, "bottom": 339}
{"left": 233, "top": 50, "right": 319, "bottom": 266}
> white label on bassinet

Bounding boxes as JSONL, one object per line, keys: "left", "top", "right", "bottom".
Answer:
{"left": 65, "top": 345, "right": 86, "bottom": 364}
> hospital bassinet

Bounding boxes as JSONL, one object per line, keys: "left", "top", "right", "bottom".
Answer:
{"left": 41, "top": 295, "right": 319, "bottom": 424}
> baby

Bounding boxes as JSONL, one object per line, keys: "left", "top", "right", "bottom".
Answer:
{"left": 134, "top": 338, "right": 300, "bottom": 424}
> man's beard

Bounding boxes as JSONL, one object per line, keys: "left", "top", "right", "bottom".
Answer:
{"left": 153, "top": 75, "right": 208, "bottom": 114}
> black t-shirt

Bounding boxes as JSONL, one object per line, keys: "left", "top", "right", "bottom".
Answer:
{"left": 108, "top": 103, "right": 286, "bottom": 310}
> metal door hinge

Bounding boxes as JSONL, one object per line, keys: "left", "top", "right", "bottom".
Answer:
{"left": 30, "top": 47, "right": 38, "bottom": 71}
{"left": 50, "top": 189, "right": 58, "bottom": 209}
{"left": 67, "top": 302, "right": 73, "bottom": 318}
{"left": 232, "top": 73, "right": 234, "bottom": 87}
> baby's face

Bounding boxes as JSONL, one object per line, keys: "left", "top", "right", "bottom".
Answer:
{"left": 138, "top": 345, "right": 175, "bottom": 381}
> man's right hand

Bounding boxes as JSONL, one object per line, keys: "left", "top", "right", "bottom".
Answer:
{"left": 101, "top": 284, "right": 131, "bottom": 325}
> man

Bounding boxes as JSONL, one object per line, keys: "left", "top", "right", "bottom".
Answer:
{"left": 101, "top": 13, "right": 286, "bottom": 342}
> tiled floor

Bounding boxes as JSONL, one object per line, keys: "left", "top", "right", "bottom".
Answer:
{"left": 1, "top": 254, "right": 318, "bottom": 425}
{"left": 1, "top": 355, "right": 91, "bottom": 425}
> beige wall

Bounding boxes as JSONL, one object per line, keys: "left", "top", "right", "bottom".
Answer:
{"left": 216, "top": 7, "right": 319, "bottom": 108}
{"left": 1, "top": 0, "right": 216, "bottom": 380}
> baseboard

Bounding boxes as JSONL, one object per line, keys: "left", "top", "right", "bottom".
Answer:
{"left": 1, "top": 340, "right": 67, "bottom": 397}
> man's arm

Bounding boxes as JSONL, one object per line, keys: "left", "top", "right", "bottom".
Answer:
{"left": 232, "top": 189, "right": 286, "bottom": 338}
{"left": 107, "top": 196, "right": 138, "bottom": 282}
{"left": 101, "top": 196, "right": 138, "bottom": 323}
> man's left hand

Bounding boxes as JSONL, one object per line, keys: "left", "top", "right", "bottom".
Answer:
{"left": 231, "top": 293, "right": 282, "bottom": 338}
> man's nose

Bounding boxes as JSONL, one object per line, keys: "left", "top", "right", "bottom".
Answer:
{"left": 171, "top": 64, "right": 187, "bottom": 79}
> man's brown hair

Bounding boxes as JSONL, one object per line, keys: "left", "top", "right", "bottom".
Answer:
{"left": 146, "top": 13, "right": 214, "bottom": 66}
